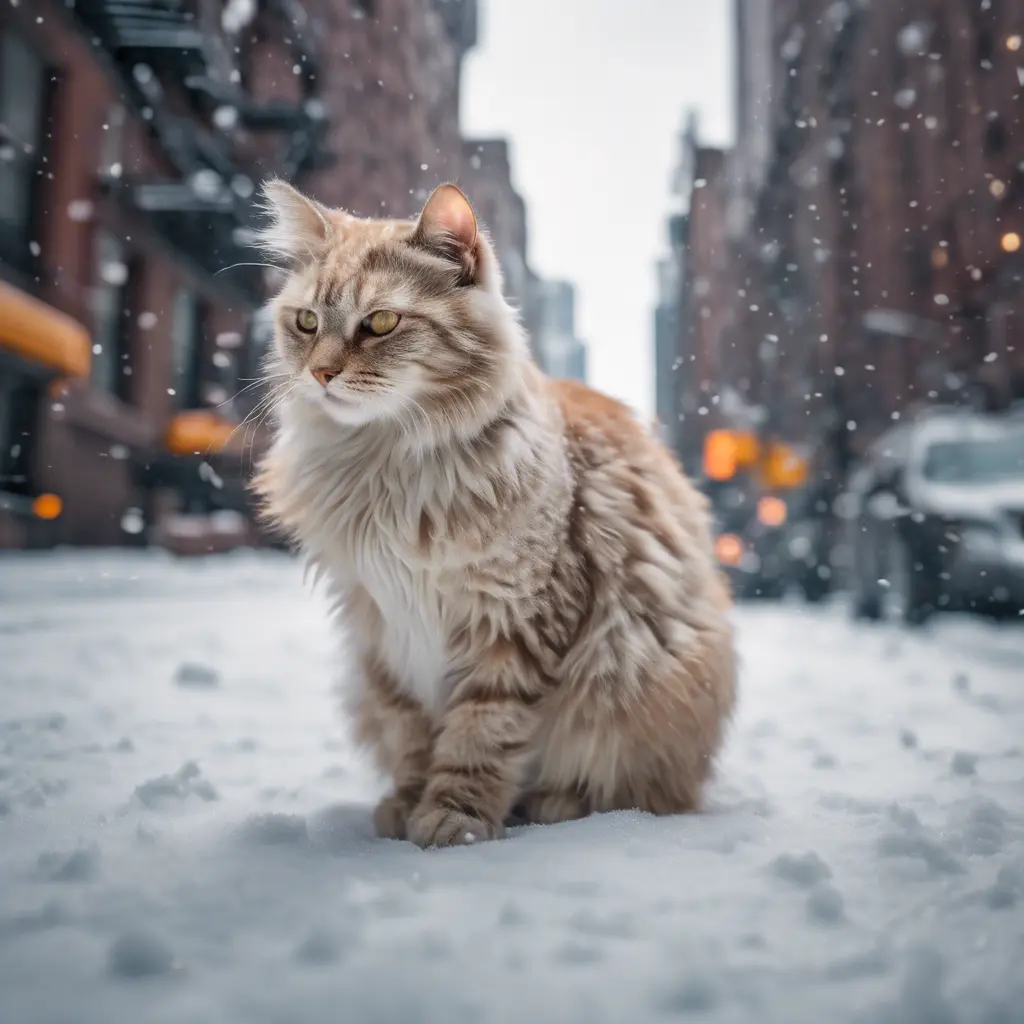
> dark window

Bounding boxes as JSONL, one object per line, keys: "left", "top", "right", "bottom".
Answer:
{"left": 909, "top": 243, "right": 932, "bottom": 293}
{"left": 0, "top": 30, "right": 47, "bottom": 279}
{"left": 0, "top": 366, "right": 41, "bottom": 496}
{"left": 984, "top": 117, "right": 1007, "bottom": 157}
{"left": 975, "top": 26, "right": 994, "bottom": 65}
{"left": 171, "top": 288, "right": 206, "bottom": 408}
{"left": 90, "top": 233, "right": 134, "bottom": 400}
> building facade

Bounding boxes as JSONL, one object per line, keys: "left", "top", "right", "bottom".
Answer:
{"left": 662, "top": 114, "right": 735, "bottom": 474}
{"left": 659, "top": 0, "right": 1024, "bottom": 501}
{"left": 652, "top": 211, "right": 686, "bottom": 453}
{"left": 0, "top": 0, "right": 477, "bottom": 550}
{"left": 299, "top": 0, "right": 476, "bottom": 217}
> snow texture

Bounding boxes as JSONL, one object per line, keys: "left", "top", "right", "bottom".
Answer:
{"left": 1, "top": 551, "right": 1022, "bottom": 1023}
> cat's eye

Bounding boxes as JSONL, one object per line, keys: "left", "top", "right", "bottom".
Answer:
{"left": 295, "top": 309, "right": 319, "bottom": 333}
{"left": 364, "top": 310, "right": 400, "bottom": 336}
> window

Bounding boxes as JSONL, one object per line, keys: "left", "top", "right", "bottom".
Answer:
{"left": 984, "top": 117, "right": 1007, "bottom": 157}
{"left": 922, "top": 430, "right": 1024, "bottom": 484}
{"left": 0, "top": 30, "right": 47, "bottom": 278}
{"left": 171, "top": 289, "right": 205, "bottom": 408}
{"left": 90, "top": 233, "right": 133, "bottom": 399}
{"left": 0, "top": 366, "right": 41, "bottom": 496}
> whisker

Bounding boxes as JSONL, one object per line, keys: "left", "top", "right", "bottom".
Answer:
{"left": 216, "top": 373, "right": 292, "bottom": 409}
{"left": 215, "top": 261, "right": 286, "bottom": 276}
{"left": 248, "top": 383, "right": 298, "bottom": 468}
{"left": 222, "top": 378, "right": 291, "bottom": 453}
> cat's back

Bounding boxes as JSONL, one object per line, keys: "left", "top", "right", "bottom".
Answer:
{"left": 548, "top": 378, "right": 715, "bottom": 557}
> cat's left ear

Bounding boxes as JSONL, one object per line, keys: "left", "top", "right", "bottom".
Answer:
{"left": 257, "top": 178, "right": 334, "bottom": 265}
{"left": 413, "top": 184, "right": 480, "bottom": 283}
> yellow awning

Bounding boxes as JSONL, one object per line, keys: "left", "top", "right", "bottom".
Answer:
{"left": 0, "top": 280, "right": 91, "bottom": 377}
{"left": 165, "top": 410, "right": 241, "bottom": 457}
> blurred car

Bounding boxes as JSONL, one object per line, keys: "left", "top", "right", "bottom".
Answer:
{"left": 845, "top": 409, "right": 1024, "bottom": 625}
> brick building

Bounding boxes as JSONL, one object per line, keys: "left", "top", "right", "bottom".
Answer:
{"left": 657, "top": 113, "right": 736, "bottom": 473}
{"left": 661, "top": 0, "right": 1024, "bottom": 497}
{"left": 0, "top": 0, "right": 476, "bottom": 550}
{"left": 300, "top": 0, "right": 476, "bottom": 216}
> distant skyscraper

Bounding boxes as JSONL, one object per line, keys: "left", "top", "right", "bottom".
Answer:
{"left": 531, "top": 279, "right": 588, "bottom": 383}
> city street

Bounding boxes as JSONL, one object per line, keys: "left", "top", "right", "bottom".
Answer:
{"left": 1, "top": 553, "right": 1022, "bottom": 1024}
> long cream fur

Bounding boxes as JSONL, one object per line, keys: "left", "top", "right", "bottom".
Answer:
{"left": 253, "top": 180, "right": 737, "bottom": 847}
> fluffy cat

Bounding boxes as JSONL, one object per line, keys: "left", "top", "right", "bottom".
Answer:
{"left": 253, "top": 180, "right": 736, "bottom": 847}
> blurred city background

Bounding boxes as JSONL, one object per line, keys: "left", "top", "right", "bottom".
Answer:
{"left": 654, "top": 0, "right": 1024, "bottom": 623}
{"left": 2, "top": 0, "right": 1022, "bottom": 630}
{"left": 2, "top": 4, "right": 1024, "bottom": 1019}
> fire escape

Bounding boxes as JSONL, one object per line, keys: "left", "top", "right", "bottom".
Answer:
{"left": 65, "top": 0, "right": 334, "bottom": 306}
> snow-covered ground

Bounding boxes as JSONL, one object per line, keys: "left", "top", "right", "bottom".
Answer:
{"left": 1, "top": 552, "right": 1022, "bottom": 1024}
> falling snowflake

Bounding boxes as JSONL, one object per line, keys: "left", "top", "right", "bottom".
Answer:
{"left": 67, "top": 199, "right": 94, "bottom": 222}
{"left": 213, "top": 106, "right": 239, "bottom": 131}
{"left": 100, "top": 262, "right": 128, "bottom": 287}
{"left": 120, "top": 508, "right": 145, "bottom": 535}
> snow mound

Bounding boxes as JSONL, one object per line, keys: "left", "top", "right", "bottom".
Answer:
{"left": 108, "top": 930, "right": 177, "bottom": 979}
{"left": 172, "top": 662, "right": 221, "bottom": 689}
{"left": 134, "top": 762, "right": 218, "bottom": 808}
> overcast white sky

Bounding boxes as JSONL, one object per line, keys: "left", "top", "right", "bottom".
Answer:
{"left": 462, "top": 0, "right": 734, "bottom": 417}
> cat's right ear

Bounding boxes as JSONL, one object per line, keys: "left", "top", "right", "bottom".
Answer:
{"left": 412, "top": 184, "right": 481, "bottom": 285}
{"left": 257, "top": 179, "right": 333, "bottom": 265}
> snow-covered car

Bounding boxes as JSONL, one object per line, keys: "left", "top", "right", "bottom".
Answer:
{"left": 846, "top": 409, "right": 1024, "bottom": 625}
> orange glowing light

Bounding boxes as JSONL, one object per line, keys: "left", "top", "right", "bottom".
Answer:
{"left": 32, "top": 493, "right": 63, "bottom": 520}
{"left": 715, "top": 533, "right": 744, "bottom": 567}
{"left": 1001, "top": 231, "right": 1022, "bottom": 254}
{"left": 704, "top": 430, "right": 738, "bottom": 481}
{"left": 757, "top": 496, "right": 788, "bottom": 527}
{"left": 734, "top": 432, "right": 761, "bottom": 468}
{"left": 762, "top": 442, "right": 809, "bottom": 490}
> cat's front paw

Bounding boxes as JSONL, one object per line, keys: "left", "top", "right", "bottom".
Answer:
{"left": 373, "top": 793, "right": 416, "bottom": 840}
{"left": 406, "top": 802, "right": 504, "bottom": 848}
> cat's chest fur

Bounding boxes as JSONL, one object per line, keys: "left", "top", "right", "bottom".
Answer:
{"left": 277, "top": 424, "right": 485, "bottom": 713}
{"left": 321, "top": 457, "right": 456, "bottom": 712}
{"left": 360, "top": 563, "right": 449, "bottom": 711}
{"left": 268, "top": 401, "right": 562, "bottom": 714}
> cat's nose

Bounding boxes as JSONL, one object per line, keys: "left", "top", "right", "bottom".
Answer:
{"left": 312, "top": 367, "right": 340, "bottom": 388}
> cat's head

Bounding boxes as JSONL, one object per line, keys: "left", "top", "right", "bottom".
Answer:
{"left": 257, "top": 180, "right": 525, "bottom": 434}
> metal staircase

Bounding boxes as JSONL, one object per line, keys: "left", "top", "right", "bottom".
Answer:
{"left": 62, "top": 0, "right": 333, "bottom": 304}
{"left": 71, "top": 0, "right": 206, "bottom": 71}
